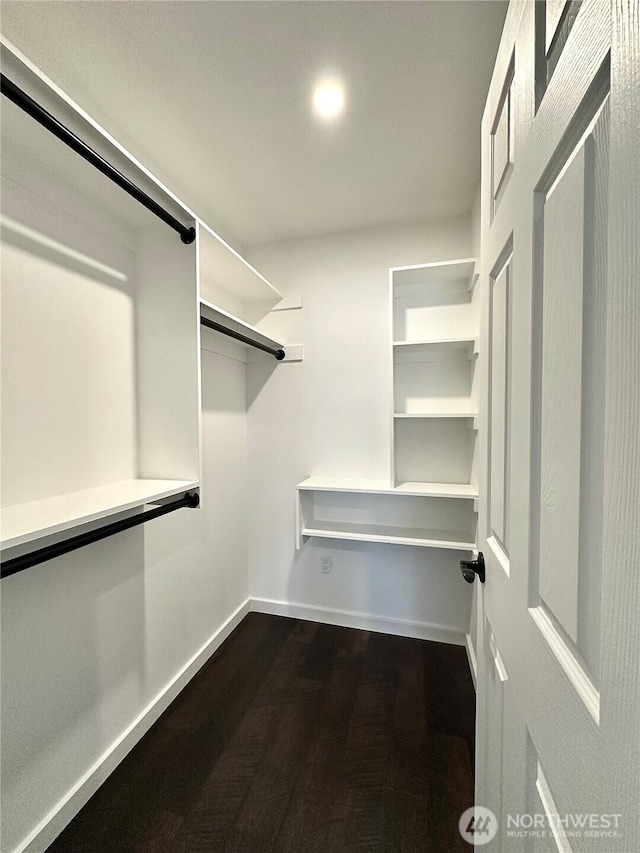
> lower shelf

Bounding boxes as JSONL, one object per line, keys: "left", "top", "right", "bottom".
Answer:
{"left": 301, "top": 522, "right": 475, "bottom": 551}
{"left": 1, "top": 478, "right": 200, "bottom": 550}
{"left": 297, "top": 477, "right": 477, "bottom": 552}
{"left": 297, "top": 476, "right": 478, "bottom": 499}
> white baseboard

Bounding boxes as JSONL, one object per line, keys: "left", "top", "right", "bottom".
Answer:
{"left": 250, "top": 597, "right": 466, "bottom": 646}
{"left": 465, "top": 632, "right": 478, "bottom": 690}
{"left": 15, "top": 597, "right": 251, "bottom": 853}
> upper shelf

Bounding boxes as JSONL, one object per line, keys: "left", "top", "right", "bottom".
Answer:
{"left": 1, "top": 479, "right": 199, "bottom": 551}
{"left": 391, "top": 258, "right": 478, "bottom": 291}
{"left": 199, "top": 223, "right": 282, "bottom": 311}
{"left": 393, "top": 412, "right": 478, "bottom": 419}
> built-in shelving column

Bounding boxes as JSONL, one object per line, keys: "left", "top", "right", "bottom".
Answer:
{"left": 390, "top": 258, "right": 480, "bottom": 547}
{"left": 0, "top": 40, "right": 201, "bottom": 559}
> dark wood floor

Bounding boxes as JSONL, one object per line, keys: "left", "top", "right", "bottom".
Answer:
{"left": 48, "top": 613, "right": 475, "bottom": 852}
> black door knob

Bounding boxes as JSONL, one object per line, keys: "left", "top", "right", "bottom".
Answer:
{"left": 460, "top": 552, "right": 485, "bottom": 584}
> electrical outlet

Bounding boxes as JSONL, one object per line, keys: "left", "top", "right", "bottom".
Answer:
{"left": 320, "top": 556, "right": 332, "bottom": 574}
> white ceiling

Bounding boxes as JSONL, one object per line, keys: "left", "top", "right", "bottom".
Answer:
{"left": 1, "top": 1, "right": 507, "bottom": 250}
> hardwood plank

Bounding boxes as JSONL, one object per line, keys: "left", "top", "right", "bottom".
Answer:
{"left": 385, "top": 636, "right": 430, "bottom": 798}
{"left": 326, "top": 631, "right": 396, "bottom": 853}
{"left": 274, "top": 625, "right": 369, "bottom": 852}
{"left": 171, "top": 619, "right": 322, "bottom": 851}
{"left": 425, "top": 732, "right": 475, "bottom": 852}
{"left": 381, "top": 787, "right": 430, "bottom": 853}
{"left": 422, "top": 639, "right": 476, "bottom": 766}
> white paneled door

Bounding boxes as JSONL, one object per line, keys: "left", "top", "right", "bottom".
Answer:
{"left": 474, "top": 2, "right": 639, "bottom": 851}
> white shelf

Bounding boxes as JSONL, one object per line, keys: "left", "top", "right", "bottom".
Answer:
{"left": 200, "top": 298, "right": 284, "bottom": 352}
{"left": 391, "top": 258, "right": 477, "bottom": 290}
{"left": 300, "top": 521, "right": 475, "bottom": 551}
{"left": 1, "top": 479, "right": 199, "bottom": 550}
{"left": 298, "top": 477, "right": 393, "bottom": 494}
{"left": 297, "top": 477, "right": 478, "bottom": 500}
{"left": 199, "top": 221, "right": 282, "bottom": 308}
{"left": 393, "top": 412, "right": 478, "bottom": 419}
{"left": 393, "top": 337, "right": 478, "bottom": 355}
{"left": 394, "top": 481, "right": 479, "bottom": 499}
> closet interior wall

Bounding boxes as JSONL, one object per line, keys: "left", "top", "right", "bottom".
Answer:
{"left": 247, "top": 218, "right": 474, "bottom": 641}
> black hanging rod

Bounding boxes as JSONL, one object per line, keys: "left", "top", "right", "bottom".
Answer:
{"left": 1, "top": 491, "right": 200, "bottom": 579}
{"left": 201, "top": 315, "right": 285, "bottom": 360}
{"left": 0, "top": 74, "right": 196, "bottom": 245}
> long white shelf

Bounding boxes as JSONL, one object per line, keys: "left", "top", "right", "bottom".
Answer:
{"left": 200, "top": 298, "right": 284, "bottom": 352}
{"left": 391, "top": 258, "right": 477, "bottom": 290}
{"left": 394, "top": 481, "right": 479, "bottom": 499}
{"left": 1, "top": 479, "right": 199, "bottom": 550}
{"left": 393, "top": 336, "right": 477, "bottom": 349}
{"left": 393, "top": 412, "right": 478, "bottom": 419}
{"left": 297, "top": 477, "right": 478, "bottom": 500}
{"left": 393, "top": 337, "right": 478, "bottom": 356}
{"left": 300, "top": 521, "right": 475, "bottom": 551}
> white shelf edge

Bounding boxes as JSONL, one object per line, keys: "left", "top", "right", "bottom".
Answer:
{"left": 393, "top": 481, "right": 479, "bottom": 499}
{"left": 390, "top": 257, "right": 478, "bottom": 275}
{"left": 297, "top": 477, "right": 391, "bottom": 494}
{"left": 1, "top": 479, "right": 200, "bottom": 551}
{"left": 468, "top": 265, "right": 480, "bottom": 292}
{"left": 390, "top": 257, "right": 478, "bottom": 296}
{"left": 393, "top": 412, "right": 479, "bottom": 419}
{"left": 392, "top": 337, "right": 477, "bottom": 348}
{"left": 301, "top": 526, "right": 475, "bottom": 551}
{"left": 297, "top": 477, "right": 478, "bottom": 500}
{"left": 393, "top": 337, "right": 479, "bottom": 361}
{"left": 200, "top": 298, "right": 284, "bottom": 351}
{"left": 270, "top": 295, "right": 302, "bottom": 312}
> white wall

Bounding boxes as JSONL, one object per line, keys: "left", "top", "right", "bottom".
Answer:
{"left": 0, "top": 347, "right": 249, "bottom": 853}
{"left": 247, "top": 218, "right": 474, "bottom": 639}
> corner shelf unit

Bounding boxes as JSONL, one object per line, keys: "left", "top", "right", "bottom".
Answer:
{"left": 391, "top": 259, "right": 480, "bottom": 500}
{"left": 296, "top": 478, "right": 477, "bottom": 552}
{"left": 295, "top": 257, "right": 480, "bottom": 556}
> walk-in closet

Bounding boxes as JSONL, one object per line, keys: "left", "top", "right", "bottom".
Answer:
{"left": 2, "top": 2, "right": 639, "bottom": 853}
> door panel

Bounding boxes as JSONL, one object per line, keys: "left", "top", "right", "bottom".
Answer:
{"left": 532, "top": 97, "right": 608, "bottom": 685}
{"left": 476, "top": 1, "right": 639, "bottom": 851}
{"left": 488, "top": 247, "right": 513, "bottom": 570}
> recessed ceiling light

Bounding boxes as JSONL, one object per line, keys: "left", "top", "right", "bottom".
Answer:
{"left": 312, "top": 80, "right": 345, "bottom": 121}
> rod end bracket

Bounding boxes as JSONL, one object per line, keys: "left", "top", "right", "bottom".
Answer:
{"left": 181, "top": 227, "right": 196, "bottom": 245}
